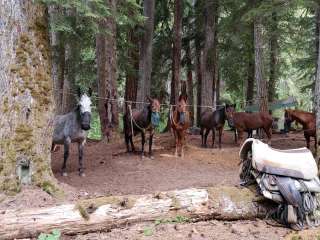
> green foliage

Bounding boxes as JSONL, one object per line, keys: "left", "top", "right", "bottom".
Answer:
{"left": 88, "top": 110, "right": 102, "bottom": 140}
{"left": 37, "top": 229, "right": 61, "bottom": 240}
{"left": 154, "top": 215, "right": 189, "bottom": 225}
{"left": 143, "top": 226, "right": 154, "bottom": 236}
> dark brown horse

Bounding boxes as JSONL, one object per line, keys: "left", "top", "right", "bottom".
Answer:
{"left": 284, "top": 109, "right": 316, "bottom": 150}
{"left": 225, "top": 104, "right": 273, "bottom": 144}
{"left": 200, "top": 106, "right": 226, "bottom": 148}
{"left": 170, "top": 94, "right": 190, "bottom": 157}
{"left": 123, "top": 97, "right": 161, "bottom": 158}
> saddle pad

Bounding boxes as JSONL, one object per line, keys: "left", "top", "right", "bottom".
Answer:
{"left": 251, "top": 139, "right": 317, "bottom": 180}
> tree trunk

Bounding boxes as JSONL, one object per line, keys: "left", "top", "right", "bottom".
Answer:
{"left": 195, "top": 43, "right": 203, "bottom": 126}
{"left": 213, "top": 4, "right": 219, "bottom": 106}
{"left": 314, "top": 6, "right": 320, "bottom": 111}
{"left": 61, "top": 9, "right": 77, "bottom": 114}
{"left": 0, "top": 1, "right": 57, "bottom": 194}
{"left": 268, "top": 11, "right": 278, "bottom": 104}
{"left": 96, "top": 0, "right": 119, "bottom": 139}
{"left": 315, "top": 5, "right": 320, "bottom": 164}
{"left": 0, "top": 186, "right": 269, "bottom": 239}
{"left": 254, "top": 15, "right": 268, "bottom": 113}
{"left": 246, "top": 22, "right": 255, "bottom": 103}
{"left": 125, "top": 28, "right": 139, "bottom": 108}
{"left": 202, "top": 0, "right": 218, "bottom": 112}
{"left": 48, "top": 5, "right": 65, "bottom": 114}
{"left": 136, "top": 0, "right": 155, "bottom": 109}
{"left": 186, "top": 40, "right": 194, "bottom": 126}
{"left": 170, "top": 0, "right": 183, "bottom": 106}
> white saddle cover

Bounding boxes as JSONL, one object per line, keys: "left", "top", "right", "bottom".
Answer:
{"left": 240, "top": 138, "right": 318, "bottom": 180}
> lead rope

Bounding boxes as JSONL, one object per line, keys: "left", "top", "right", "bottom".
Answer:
{"left": 128, "top": 103, "right": 146, "bottom": 135}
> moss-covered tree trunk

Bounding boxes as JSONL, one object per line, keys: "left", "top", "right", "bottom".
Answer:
{"left": 0, "top": 1, "right": 57, "bottom": 194}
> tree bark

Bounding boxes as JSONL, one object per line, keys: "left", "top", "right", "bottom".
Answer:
{"left": 254, "top": 15, "right": 268, "bottom": 113}
{"left": 246, "top": 22, "right": 255, "bottom": 103}
{"left": 0, "top": 186, "right": 269, "bottom": 239}
{"left": 136, "top": 0, "right": 155, "bottom": 109}
{"left": 0, "top": 1, "right": 57, "bottom": 194}
{"left": 61, "top": 9, "right": 77, "bottom": 114}
{"left": 170, "top": 0, "right": 183, "bottom": 106}
{"left": 125, "top": 28, "right": 139, "bottom": 108}
{"left": 48, "top": 5, "right": 65, "bottom": 114}
{"left": 315, "top": 5, "right": 320, "bottom": 164}
{"left": 268, "top": 11, "right": 278, "bottom": 104}
{"left": 186, "top": 40, "right": 194, "bottom": 126}
{"left": 96, "top": 0, "right": 119, "bottom": 139}
{"left": 195, "top": 42, "right": 203, "bottom": 126}
{"left": 202, "top": 0, "right": 218, "bottom": 112}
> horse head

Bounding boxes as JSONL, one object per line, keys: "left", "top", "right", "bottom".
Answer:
{"left": 225, "top": 103, "right": 236, "bottom": 127}
{"left": 78, "top": 89, "right": 92, "bottom": 131}
{"left": 147, "top": 96, "right": 161, "bottom": 127}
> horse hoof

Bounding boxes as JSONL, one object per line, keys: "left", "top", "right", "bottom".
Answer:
{"left": 149, "top": 155, "right": 154, "bottom": 160}
{"left": 79, "top": 172, "right": 86, "bottom": 177}
{"left": 61, "top": 172, "right": 68, "bottom": 177}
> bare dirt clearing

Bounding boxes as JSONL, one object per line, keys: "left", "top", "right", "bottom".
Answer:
{"left": 51, "top": 130, "right": 312, "bottom": 198}
{"left": 68, "top": 219, "right": 290, "bottom": 240}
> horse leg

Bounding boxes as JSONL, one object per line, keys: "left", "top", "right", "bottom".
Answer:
{"left": 218, "top": 127, "right": 222, "bottom": 149}
{"left": 125, "top": 132, "right": 130, "bottom": 152}
{"left": 141, "top": 131, "right": 145, "bottom": 158}
{"left": 173, "top": 130, "right": 178, "bottom": 157}
{"left": 204, "top": 129, "right": 210, "bottom": 148}
{"left": 211, "top": 128, "right": 215, "bottom": 148}
{"left": 78, "top": 140, "right": 85, "bottom": 177}
{"left": 304, "top": 132, "right": 310, "bottom": 149}
{"left": 238, "top": 130, "right": 244, "bottom": 146}
{"left": 181, "top": 132, "right": 186, "bottom": 158}
{"left": 129, "top": 134, "right": 135, "bottom": 152}
{"left": 148, "top": 131, "right": 154, "bottom": 159}
{"left": 200, "top": 127, "right": 204, "bottom": 147}
{"left": 234, "top": 129, "right": 238, "bottom": 144}
{"left": 61, "top": 137, "right": 71, "bottom": 176}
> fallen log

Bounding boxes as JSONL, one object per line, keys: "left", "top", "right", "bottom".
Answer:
{"left": 0, "top": 186, "right": 269, "bottom": 239}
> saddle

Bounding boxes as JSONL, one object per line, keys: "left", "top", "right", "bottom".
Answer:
{"left": 240, "top": 138, "right": 318, "bottom": 180}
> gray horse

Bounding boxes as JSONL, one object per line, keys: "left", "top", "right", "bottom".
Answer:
{"left": 52, "top": 91, "right": 92, "bottom": 177}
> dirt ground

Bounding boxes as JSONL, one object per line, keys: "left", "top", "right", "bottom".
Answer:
{"left": 1, "top": 130, "right": 318, "bottom": 239}
{"left": 51, "top": 130, "right": 313, "bottom": 198}
{"left": 69, "top": 219, "right": 291, "bottom": 240}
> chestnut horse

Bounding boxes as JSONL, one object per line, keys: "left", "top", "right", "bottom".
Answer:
{"left": 225, "top": 104, "right": 273, "bottom": 144}
{"left": 170, "top": 94, "right": 190, "bottom": 157}
{"left": 284, "top": 109, "right": 316, "bottom": 150}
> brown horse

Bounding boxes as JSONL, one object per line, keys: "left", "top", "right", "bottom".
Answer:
{"left": 123, "top": 97, "right": 161, "bottom": 158}
{"left": 170, "top": 94, "right": 190, "bottom": 157}
{"left": 284, "top": 109, "right": 316, "bottom": 150}
{"left": 225, "top": 104, "right": 273, "bottom": 144}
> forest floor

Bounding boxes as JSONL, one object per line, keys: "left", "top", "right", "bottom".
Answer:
{"left": 1, "top": 130, "right": 318, "bottom": 239}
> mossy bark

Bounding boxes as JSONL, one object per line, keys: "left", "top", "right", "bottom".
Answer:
{"left": 0, "top": 1, "right": 58, "bottom": 195}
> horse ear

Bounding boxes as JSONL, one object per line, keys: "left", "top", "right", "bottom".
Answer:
{"left": 88, "top": 88, "right": 93, "bottom": 97}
